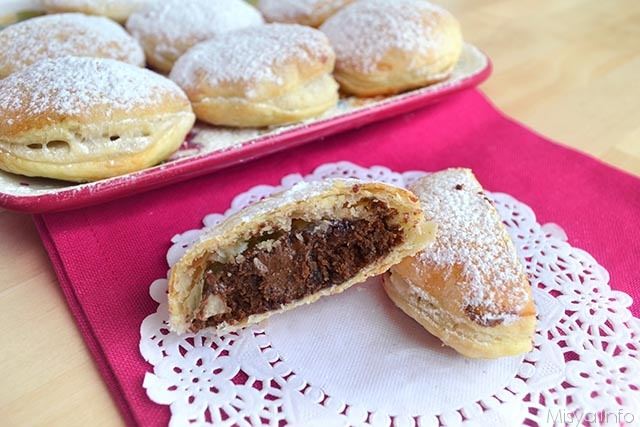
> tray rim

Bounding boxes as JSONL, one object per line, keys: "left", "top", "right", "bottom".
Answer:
{"left": 0, "top": 47, "right": 492, "bottom": 213}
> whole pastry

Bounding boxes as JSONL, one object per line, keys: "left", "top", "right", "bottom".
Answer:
{"left": 0, "top": 57, "right": 195, "bottom": 182}
{"left": 41, "top": 0, "right": 152, "bottom": 23}
{"left": 170, "top": 24, "right": 339, "bottom": 128}
{"left": 126, "top": 0, "right": 264, "bottom": 74}
{"left": 258, "top": 0, "right": 354, "bottom": 27}
{"left": 0, "top": 13, "right": 144, "bottom": 79}
{"left": 320, "top": 0, "right": 463, "bottom": 96}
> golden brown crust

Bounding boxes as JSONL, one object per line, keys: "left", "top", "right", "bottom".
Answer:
{"left": 258, "top": 0, "right": 354, "bottom": 27}
{"left": 383, "top": 273, "right": 536, "bottom": 359}
{"left": 384, "top": 169, "right": 536, "bottom": 358}
{"left": 168, "top": 179, "right": 437, "bottom": 334}
{"left": 320, "top": 0, "right": 463, "bottom": 96}
{"left": 189, "top": 75, "right": 338, "bottom": 128}
{"left": 170, "top": 24, "right": 339, "bottom": 127}
{"left": 0, "top": 57, "right": 195, "bottom": 182}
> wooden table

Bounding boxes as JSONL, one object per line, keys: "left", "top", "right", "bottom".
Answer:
{"left": 1, "top": 1, "right": 639, "bottom": 425}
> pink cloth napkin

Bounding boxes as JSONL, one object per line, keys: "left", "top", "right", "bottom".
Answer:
{"left": 34, "top": 90, "right": 640, "bottom": 426}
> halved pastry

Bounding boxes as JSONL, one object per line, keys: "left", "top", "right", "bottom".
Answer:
{"left": 169, "top": 179, "right": 436, "bottom": 334}
{"left": 383, "top": 169, "right": 536, "bottom": 358}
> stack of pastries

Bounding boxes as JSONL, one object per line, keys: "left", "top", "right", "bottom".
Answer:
{"left": 0, "top": 0, "right": 463, "bottom": 182}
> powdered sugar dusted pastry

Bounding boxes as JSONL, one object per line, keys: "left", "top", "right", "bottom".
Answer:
{"left": 0, "top": 57, "right": 195, "bottom": 182}
{"left": 126, "top": 0, "right": 263, "bottom": 74}
{"left": 42, "top": 0, "right": 152, "bottom": 23}
{"left": 0, "top": 13, "right": 144, "bottom": 79}
{"left": 170, "top": 24, "right": 339, "bottom": 127}
{"left": 383, "top": 169, "right": 536, "bottom": 358}
{"left": 258, "top": 0, "right": 354, "bottom": 27}
{"left": 169, "top": 179, "right": 436, "bottom": 334}
{"left": 320, "top": 0, "right": 463, "bottom": 96}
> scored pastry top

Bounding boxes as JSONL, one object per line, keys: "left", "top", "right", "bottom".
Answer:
{"left": 170, "top": 24, "right": 335, "bottom": 101}
{"left": 0, "top": 13, "right": 145, "bottom": 78}
{"left": 406, "top": 168, "right": 532, "bottom": 326}
{"left": 0, "top": 56, "right": 191, "bottom": 138}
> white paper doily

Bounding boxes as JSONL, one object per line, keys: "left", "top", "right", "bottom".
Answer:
{"left": 140, "top": 161, "right": 640, "bottom": 426}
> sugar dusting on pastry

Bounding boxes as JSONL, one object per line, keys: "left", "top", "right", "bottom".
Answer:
{"left": 0, "top": 13, "right": 144, "bottom": 77}
{"left": 170, "top": 24, "right": 334, "bottom": 99}
{"left": 126, "top": 0, "right": 264, "bottom": 62}
{"left": 320, "top": 0, "right": 450, "bottom": 73}
{"left": 0, "top": 57, "right": 187, "bottom": 120}
{"left": 260, "top": 0, "right": 344, "bottom": 17}
{"left": 411, "top": 169, "right": 529, "bottom": 325}
{"left": 42, "top": 0, "right": 150, "bottom": 12}
{"left": 258, "top": 0, "right": 353, "bottom": 26}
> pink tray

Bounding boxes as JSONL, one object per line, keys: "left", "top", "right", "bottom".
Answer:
{"left": 0, "top": 44, "right": 490, "bottom": 213}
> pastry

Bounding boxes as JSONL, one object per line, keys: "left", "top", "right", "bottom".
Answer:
{"left": 0, "top": 57, "right": 195, "bottom": 182}
{"left": 126, "top": 0, "right": 264, "bottom": 74}
{"left": 169, "top": 179, "right": 436, "bottom": 334}
{"left": 383, "top": 169, "right": 536, "bottom": 358}
{"left": 170, "top": 24, "right": 339, "bottom": 127}
{"left": 320, "top": 0, "right": 463, "bottom": 96}
{"left": 41, "top": 0, "right": 152, "bottom": 23}
{"left": 258, "top": 0, "right": 354, "bottom": 27}
{"left": 0, "top": 13, "right": 145, "bottom": 79}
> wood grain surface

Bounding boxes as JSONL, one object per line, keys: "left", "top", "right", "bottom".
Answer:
{"left": 1, "top": 1, "right": 638, "bottom": 425}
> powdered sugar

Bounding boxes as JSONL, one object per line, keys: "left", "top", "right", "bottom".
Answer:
{"left": 170, "top": 24, "right": 334, "bottom": 98}
{"left": 0, "top": 56, "right": 186, "bottom": 121}
{"left": 43, "top": 0, "right": 150, "bottom": 9}
{"left": 0, "top": 13, "right": 144, "bottom": 77}
{"left": 320, "top": 0, "right": 449, "bottom": 73}
{"left": 258, "top": 0, "right": 352, "bottom": 23}
{"left": 126, "top": 0, "right": 263, "bottom": 64}
{"left": 411, "top": 169, "right": 530, "bottom": 323}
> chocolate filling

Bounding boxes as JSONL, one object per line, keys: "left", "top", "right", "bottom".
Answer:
{"left": 192, "top": 200, "right": 402, "bottom": 330}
